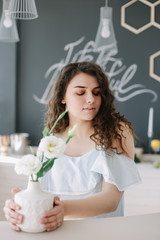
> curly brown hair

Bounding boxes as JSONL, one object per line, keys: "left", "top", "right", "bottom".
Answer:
{"left": 45, "top": 61, "right": 134, "bottom": 152}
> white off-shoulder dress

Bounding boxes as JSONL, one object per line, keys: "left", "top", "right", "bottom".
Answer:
{"left": 40, "top": 148, "right": 141, "bottom": 218}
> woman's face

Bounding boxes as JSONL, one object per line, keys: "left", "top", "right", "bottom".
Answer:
{"left": 62, "top": 72, "right": 102, "bottom": 123}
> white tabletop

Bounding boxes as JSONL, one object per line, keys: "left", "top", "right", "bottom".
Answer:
{"left": 0, "top": 213, "right": 160, "bottom": 240}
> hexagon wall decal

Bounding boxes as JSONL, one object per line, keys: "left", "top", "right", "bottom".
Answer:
{"left": 121, "top": 0, "right": 152, "bottom": 34}
{"left": 150, "top": 51, "right": 160, "bottom": 82}
{"left": 152, "top": 1, "right": 160, "bottom": 29}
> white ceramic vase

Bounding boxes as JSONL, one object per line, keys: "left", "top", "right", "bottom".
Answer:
{"left": 14, "top": 180, "right": 54, "bottom": 233}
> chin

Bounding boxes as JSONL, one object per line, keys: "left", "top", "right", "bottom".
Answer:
{"left": 83, "top": 116, "right": 96, "bottom": 121}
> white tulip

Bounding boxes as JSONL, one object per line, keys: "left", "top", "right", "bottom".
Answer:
{"left": 15, "top": 154, "right": 42, "bottom": 176}
{"left": 68, "top": 124, "right": 77, "bottom": 138}
{"left": 37, "top": 135, "right": 66, "bottom": 159}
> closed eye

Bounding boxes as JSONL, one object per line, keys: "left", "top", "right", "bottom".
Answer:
{"left": 76, "top": 92, "right": 100, "bottom": 96}
{"left": 76, "top": 92, "right": 85, "bottom": 96}
{"left": 93, "top": 91, "right": 100, "bottom": 96}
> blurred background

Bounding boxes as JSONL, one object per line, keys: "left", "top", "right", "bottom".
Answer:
{"left": 0, "top": 0, "right": 160, "bottom": 152}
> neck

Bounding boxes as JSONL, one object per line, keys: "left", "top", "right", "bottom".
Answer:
{"left": 68, "top": 120, "right": 94, "bottom": 139}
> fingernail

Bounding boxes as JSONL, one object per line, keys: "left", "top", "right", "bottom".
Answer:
{"left": 15, "top": 226, "right": 20, "bottom": 231}
{"left": 16, "top": 206, "right": 20, "bottom": 210}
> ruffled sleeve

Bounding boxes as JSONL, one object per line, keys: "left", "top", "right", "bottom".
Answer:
{"left": 90, "top": 150, "right": 142, "bottom": 191}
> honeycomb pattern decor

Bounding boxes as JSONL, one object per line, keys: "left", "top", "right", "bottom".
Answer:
{"left": 150, "top": 51, "right": 160, "bottom": 82}
{"left": 121, "top": 0, "right": 160, "bottom": 34}
{"left": 152, "top": 1, "right": 160, "bottom": 29}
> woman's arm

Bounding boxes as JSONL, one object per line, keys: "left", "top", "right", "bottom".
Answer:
{"left": 41, "top": 181, "right": 123, "bottom": 227}
{"left": 62, "top": 181, "right": 123, "bottom": 219}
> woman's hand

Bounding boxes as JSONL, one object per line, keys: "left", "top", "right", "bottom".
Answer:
{"left": 40, "top": 196, "right": 64, "bottom": 232}
{"left": 3, "top": 188, "right": 23, "bottom": 231}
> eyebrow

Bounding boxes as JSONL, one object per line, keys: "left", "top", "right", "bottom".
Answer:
{"left": 74, "top": 86, "right": 100, "bottom": 89}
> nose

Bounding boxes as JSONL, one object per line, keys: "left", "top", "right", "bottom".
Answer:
{"left": 86, "top": 92, "right": 94, "bottom": 104}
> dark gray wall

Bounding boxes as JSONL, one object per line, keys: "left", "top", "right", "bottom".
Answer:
{"left": 0, "top": 43, "right": 16, "bottom": 134}
{"left": 0, "top": 0, "right": 160, "bottom": 151}
{"left": 0, "top": 0, "right": 16, "bottom": 135}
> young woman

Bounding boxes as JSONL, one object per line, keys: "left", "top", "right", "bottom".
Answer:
{"left": 3, "top": 62, "right": 141, "bottom": 232}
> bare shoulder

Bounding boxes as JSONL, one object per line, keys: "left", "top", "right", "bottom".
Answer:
{"left": 112, "top": 122, "right": 135, "bottom": 160}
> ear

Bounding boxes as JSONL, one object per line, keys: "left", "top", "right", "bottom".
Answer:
{"left": 61, "top": 99, "right": 66, "bottom": 104}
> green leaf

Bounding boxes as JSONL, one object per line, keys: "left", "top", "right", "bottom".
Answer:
{"left": 36, "top": 158, "right": 56, "bottom": 179}
{"left": 30, "top": 146, "right": 37, "bottom": 156}
{"left": 42, "top": 126, "right": 50, "bottom": 137}
{"left": 134, "top": 154, "right": 141, "bottom": 163}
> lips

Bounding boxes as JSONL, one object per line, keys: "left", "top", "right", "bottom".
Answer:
{"left": 83, "top": 107, "right": 95, "bottom": 110}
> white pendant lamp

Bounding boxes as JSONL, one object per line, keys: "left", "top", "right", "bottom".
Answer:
{"left": 8, "top": 0, "right": 38, "bottom": 20}
{"left": 95, "top": 0, "right": 118, "bottom": 55}
{"left": 0, "top": 0, "right": 19, "bottom": 42}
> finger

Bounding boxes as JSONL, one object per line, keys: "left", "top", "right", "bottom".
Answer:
{"left": 41, "top": 211, "right": 64, "bottom": 224}
{"left": 3, "top": 199, "right": 23, "bottom": 223}
{"left": 53, "top": 196, "right": 60, "bottom": 207}
{"left": 8, "top": 209, "right": 23, "bottom": 223}
{"left": 43, "top": 217, "right": 63, "bottom": 232}
{"left": 40, "top": 215, "right": 57, "bottom": 224}
{"left": 9, "top": 222, "right": 21, "bottom": 232}
{"left": 41, "top": 211, "right": 64, "bottom": 230}
{"left": 54, "top": 198, "right": 61, "bottom": 205}
{"left": 54, "top": 196, "right": 60, "bottom": 202}
{"left": 4, "top": 206, "right": 23, "bottom": 224}
{"left": 43, "top": 205, "right": 62, "bottom": 217}
{"left": 6, "top": 213, "right": 23, "bottom": 225}
{"left": 11, "top": 188, "right": 21, "bottom": 195}
{"left": 5, "top": 199, "right": 21, "bottom": 211}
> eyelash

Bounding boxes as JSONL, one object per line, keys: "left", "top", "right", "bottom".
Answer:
{"left": 76, "top": 92, "right": 100, "bottom": 96}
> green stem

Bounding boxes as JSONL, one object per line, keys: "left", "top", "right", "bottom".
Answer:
{"left": 31, "top": 174, "right": 34, "bottom": 181}
{"left": 49, "top": 107, "right": 68, "bottom": 134}
{"left": 65, "top": 136, "right": 71, "bottom": 144}
{"left": 41, "top": 152, "right": 44, "bottom": 162}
